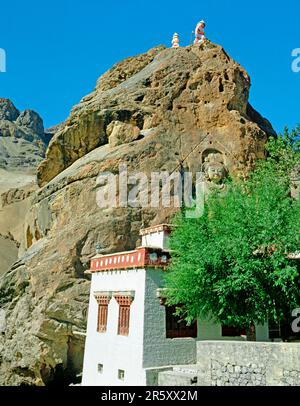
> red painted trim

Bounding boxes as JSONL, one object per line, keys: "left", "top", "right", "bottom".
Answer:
{"left": 89, "top": 247, "right": 170, "bottom": 273}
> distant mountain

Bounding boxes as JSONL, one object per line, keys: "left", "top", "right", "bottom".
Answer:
{"left": 0, "top": 98, "right": 52, "bottom": 172}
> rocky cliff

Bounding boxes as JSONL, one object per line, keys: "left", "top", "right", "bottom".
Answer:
{"left": 0, "top": 42, "right": 275, "bottom": 385}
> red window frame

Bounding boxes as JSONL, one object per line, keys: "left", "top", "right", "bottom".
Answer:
{"left": 114, "top": 295, "right": 134, "bottom": 336}
{"left": 95, "top": 295, "right": 111, "bottom": 333}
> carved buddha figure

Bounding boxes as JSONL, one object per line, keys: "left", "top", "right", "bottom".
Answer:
{"left": 198, "top": 150, "right": 227, "bottom": 195}
{"left": 202, "top": 152, "right": 228, "bottom": 193}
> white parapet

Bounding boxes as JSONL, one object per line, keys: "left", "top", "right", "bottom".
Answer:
{"left": 140, "top": 224, "right": 171, "bottom": 250}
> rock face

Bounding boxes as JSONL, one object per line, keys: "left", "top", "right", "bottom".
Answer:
{"left": 37, "top": 43, "right": 275, "bottom": 186}
{"left": 0, "top": 99, "right": 20, "bottom": 121}
{"left": 0, "top": 176, "right": 36, "bottom": 278}
{"left": 0, "top": 43, "right": 275, "bottom": 385}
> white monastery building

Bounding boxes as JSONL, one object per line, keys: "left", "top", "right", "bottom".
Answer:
{"left": 82, "top": 224, "right": 271, "bottom": 386}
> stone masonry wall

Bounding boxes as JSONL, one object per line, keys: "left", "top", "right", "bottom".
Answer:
{"left": 196, "top": 341, "right": 300, "bottom": 386}
{"left": 211, "top": 360, "right": 266, "bottom": 386}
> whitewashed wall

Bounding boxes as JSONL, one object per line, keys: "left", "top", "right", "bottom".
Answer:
{"left": 141, "top": 231, "right": 169, "bottom": 250}
{"left": 82, "top": 269, "right": 146, "bottom": 386}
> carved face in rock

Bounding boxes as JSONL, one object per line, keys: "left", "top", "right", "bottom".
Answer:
{"left": 203, "top": 152, "right": 227, "bottom": 184}
{"left": 206, "top": 162, "right": 226, "bottom": 183}
{"left": 203, "top": 150, "right": 227, "bottom": 184}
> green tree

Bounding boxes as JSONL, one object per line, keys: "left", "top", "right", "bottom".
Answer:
{"left": 165, "top": 127, "right": 300, "bottom": 340}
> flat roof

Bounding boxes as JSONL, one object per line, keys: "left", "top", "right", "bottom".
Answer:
{"left": 139, "top": 224, "right": 173, "bottom": 236}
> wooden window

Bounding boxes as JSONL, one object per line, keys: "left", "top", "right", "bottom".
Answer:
{"left": 268, "top": 321, "right": 281, "bottom": 339}
{"left": 165, "top": 306, "right": 197, "bottom": 339}
{"left": 97, "top": 304, "right": 108, "bottom": 333}
{"left": 221, "top": 326, "right": 246, "bottom": 337}
{"left": 268, "top": 318, "right": 300, "bottom": 341}
{"left": 95, "top": 295, "right": 111, "bottom": 333}
{"left": 114, "top": 295, "right": 134, "bottom": 336}
{"left": 118, "top": 305, "right": 130, "bottom": 336}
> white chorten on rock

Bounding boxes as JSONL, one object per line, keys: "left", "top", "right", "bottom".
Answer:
{"left": 172, "top": 33, "right": 180, "bottom": 48}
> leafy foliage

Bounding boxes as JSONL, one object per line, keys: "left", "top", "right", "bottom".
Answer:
{"left": 164, "top": 127, "right": 300, "bottom": 330}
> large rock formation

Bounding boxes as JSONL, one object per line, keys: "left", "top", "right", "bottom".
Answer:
{"left": 0, "top": 42, "right": 275, "bottom": 385}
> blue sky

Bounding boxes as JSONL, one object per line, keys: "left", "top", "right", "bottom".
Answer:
{"left": 0, "top": 0, "right": 299, "bottom": 133}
